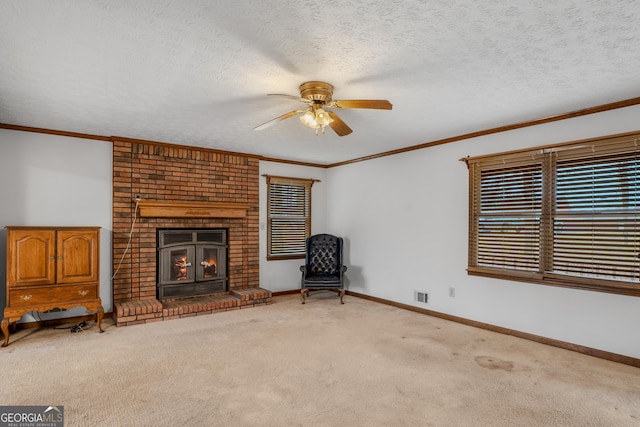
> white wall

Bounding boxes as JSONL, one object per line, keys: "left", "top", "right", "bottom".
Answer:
{"left": 327, "top": 105, "right": 640, "bottom": 359}
{"left": 258, "top": 161, "right": 327, "bottom": 293}
{"left": 0, "top": 129, "right": 113, "bottom": 321}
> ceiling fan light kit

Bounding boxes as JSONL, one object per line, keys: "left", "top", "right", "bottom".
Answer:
{"left": 300, "top": 105, "right": 334, "bottom": 135}
{"left": 254, "top": 81, "right": 392, "bottom": 137}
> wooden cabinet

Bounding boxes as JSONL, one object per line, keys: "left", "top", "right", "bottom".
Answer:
{"left": 2, "top": 226, "right": 104, "bottom": 347}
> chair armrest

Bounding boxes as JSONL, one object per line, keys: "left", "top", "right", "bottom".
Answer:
{"left": 341, "top": 265, "right": 347, "bottom": 273}
{"left": 300, "top": 266, "right": 307, "bottom": 273}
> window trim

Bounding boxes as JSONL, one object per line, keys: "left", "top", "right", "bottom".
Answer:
{"left": 463, "top": 131, "right": 640, "bottom": 297}
{"left": 265, "top": 175, "right": 317, "bottom": 261}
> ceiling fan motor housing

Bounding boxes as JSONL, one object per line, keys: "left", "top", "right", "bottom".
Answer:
{"left": 299, "top": 81, "right": 334, "bottom": 104}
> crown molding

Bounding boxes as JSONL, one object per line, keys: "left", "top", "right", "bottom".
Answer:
{"left": 3, "top": 96, "right": 640, "bottom": 169}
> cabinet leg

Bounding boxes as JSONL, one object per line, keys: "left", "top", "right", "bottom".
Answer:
{"left": 96, "top": 307, "right": 104, "bottom": 333}
{"left": 1, "top": 318, "right": 10, "bottom": 347}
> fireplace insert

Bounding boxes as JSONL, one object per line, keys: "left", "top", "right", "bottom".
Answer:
{"left": 157, "top": 229, "right": 228, "bottom": 299}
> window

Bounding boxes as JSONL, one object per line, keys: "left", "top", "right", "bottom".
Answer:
{"left": 465, "top": 132, "right": 640, "bottom": 296}
{"left": 266, "top": 175, "right": 315, "bottom": 260}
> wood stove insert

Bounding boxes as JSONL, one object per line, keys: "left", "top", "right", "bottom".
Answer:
{"left": 157, "top": 229, "right": 228, "bottom": 300}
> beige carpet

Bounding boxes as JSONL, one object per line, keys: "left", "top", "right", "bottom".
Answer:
{"left": 1, "top": 293, "right": 639, "bottom": 426}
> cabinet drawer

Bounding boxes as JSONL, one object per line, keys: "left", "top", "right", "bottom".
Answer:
{"left": 9, "top": 285, "right": 98, "bottom": 307}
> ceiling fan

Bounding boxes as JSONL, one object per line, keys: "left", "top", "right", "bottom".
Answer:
{"left": 254, "top": 81, "right": 392, "bottom": 136}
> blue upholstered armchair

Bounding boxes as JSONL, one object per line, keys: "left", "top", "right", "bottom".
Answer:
{"left": 300, "top": 234, "right": 347, "bottom": 304}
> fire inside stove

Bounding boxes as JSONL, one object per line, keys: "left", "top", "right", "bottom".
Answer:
{"left": 202, "top": 254, "right": 217, "bottom": 278}
{"left": 171, "top": 254, "right": 189, "bottom": 281}
{"left": 158, "top": 229, "right": 228, "bottom": 299}
{"left": 170, "top": 253, "right": 217, "bottom": 281}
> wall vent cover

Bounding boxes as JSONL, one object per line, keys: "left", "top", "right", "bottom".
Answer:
{"left": 415, "top": 291, "right": 428, "bottom": 304}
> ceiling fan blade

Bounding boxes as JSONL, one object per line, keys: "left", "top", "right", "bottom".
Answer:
{"left": 330, "top": 99, "right": 392, "bottom": 110}
{"left": 327, "top": 111, "right": 353, "bottom": 137}
{"left": 254, "top": 110, "right": 304, "bottom": 131}
{"left": 267, "top": 94, "right": 313, "bottom": 104}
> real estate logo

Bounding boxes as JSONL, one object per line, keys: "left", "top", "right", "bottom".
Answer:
{"left": 0, "top": 406, "right": 64, "bottom": 427}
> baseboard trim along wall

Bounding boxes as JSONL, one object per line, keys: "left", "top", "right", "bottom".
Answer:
{"left": 274, "top": 289, "right": 640, "bottom": 368}
{"left": 272, "top": 290, "right": 301, "bottom": 297}
{"left": 338, "top": 291, "right": 639, "bottom": 368}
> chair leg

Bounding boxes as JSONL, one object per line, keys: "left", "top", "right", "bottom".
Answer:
{"left": 339, "top": 289, "right": 345, "bottom": 304}
{"left": 301, "top": 288, "right": 308, "bottom": 304}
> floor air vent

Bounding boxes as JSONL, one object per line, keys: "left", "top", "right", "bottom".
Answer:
{"left": 415, "top": 291, "right": 428, "bottom": 304}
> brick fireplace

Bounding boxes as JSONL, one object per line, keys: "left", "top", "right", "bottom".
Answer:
{"left": 112, "top": 138, "right": 270, "bottom": 326}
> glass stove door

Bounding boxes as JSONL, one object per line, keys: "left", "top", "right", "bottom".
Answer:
{"left": 196, "top": 246, "right": 220, "bottom": 282}
{"left": 160, "top": 246, "right": 195, "bottom": 284}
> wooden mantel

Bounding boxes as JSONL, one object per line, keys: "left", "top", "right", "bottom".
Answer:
{"left": 137, "top": 200, "right": 250, "bottom": 218}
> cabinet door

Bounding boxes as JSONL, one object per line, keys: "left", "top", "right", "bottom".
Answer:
{"left": 8, "top": 230, "right": 56, "bottom": 286}
{"left": 56, "top": 230, "right": 99, "bottom": 283}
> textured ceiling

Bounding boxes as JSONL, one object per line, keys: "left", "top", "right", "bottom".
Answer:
{"left": 1, "top": 0, "right": 640, "bottom": 165}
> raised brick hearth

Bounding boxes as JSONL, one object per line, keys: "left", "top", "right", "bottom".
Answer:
{"left": 112, "top": 139, "right": 270, "bottom": 326}
{"left": 115, "top": 288, "right": 272, "bottom": 326}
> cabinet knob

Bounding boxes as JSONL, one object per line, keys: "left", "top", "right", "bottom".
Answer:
{"left": 20, "top": 295, "right": 32, "bottom": 301}
{"left": 78, "top": 290, "right": 89, "bottom": 297}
